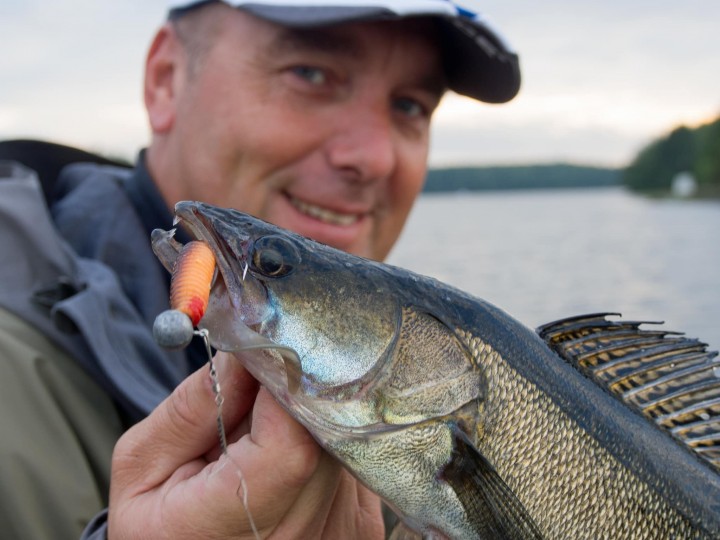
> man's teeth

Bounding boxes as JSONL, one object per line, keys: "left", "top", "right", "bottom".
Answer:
{"left": 289, "top": 196, "right": 360, "bottom": 226}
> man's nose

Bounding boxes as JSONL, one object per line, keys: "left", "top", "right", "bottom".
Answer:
{"left": 324, "top": 108, "right": 396, "bottom": 184}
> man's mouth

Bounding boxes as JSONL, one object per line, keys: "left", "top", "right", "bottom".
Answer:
{"left": 288, "top": 195, "right": 362, "bottom": 226}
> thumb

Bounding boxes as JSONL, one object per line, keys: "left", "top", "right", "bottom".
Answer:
{"left": 111, "top": 353, "right": 257, "bottom": 497}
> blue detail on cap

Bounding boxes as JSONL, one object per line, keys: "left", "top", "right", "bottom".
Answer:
{"left": 456, "top": 6, "right": 476, "bottom": 19}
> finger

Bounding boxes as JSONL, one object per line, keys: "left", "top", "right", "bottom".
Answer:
{"left": 172, "top": 387, "right": 324, "bottom": 531}
{"left": 111, "top": 352, "right": 257, "bottom": 496}
{"left": 245, "top": 390, "right": 364, "bottom": 535}
{"left": 203, "top": 352, "right": 259, "bottom": 461}
{"left": 250, "top": 387, "right": 316, "bottom": 450}
{"left": 321, "top": 471, "right": 385, "bottom": 539}
{"left": 245, "top": 393, "right": 382, "bottom": 538}
{"left": 219, "top": 387, "right": 321, "bottom": 496}
{"left": 269, "top": 451, "right": 345, "bottom": 538}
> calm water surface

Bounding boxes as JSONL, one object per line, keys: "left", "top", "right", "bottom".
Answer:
{"left": 387, "top": 188, "right": 720, "bottom": 352}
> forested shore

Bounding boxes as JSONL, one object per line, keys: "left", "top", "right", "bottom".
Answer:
{"left": 426, "top": 115, "right": 720, "bottom": 197}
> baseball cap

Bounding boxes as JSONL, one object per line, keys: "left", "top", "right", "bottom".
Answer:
{"left": 167, "top": 0, "right": 521, "bottom": 103}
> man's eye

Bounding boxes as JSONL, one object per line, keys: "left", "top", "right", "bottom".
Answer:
{"left": 291, "top": 66, "right": 327, "bottom": 86}
{"left": 393, "top": 97, "right": 426, "bottom": 119}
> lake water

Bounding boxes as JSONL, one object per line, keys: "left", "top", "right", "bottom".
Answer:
{"left": 387, "top": 187, "right": 720, "bottom": 353}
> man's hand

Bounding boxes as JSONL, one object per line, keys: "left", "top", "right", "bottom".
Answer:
{"left": 107, "top": 352, "right": 385, "bottom": 539}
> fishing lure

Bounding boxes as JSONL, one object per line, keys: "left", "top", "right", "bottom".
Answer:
{"left": 153, "top": 240, "right": 216, "bottom": 349}
{"left": 151, "top": 239, "right": 261, "bottom": 539}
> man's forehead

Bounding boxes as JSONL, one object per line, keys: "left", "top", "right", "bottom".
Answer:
{"left": 267, "top": 23, "right": 367, "bottom": 59}
{"left": 266, "top": 17, "right": 440, "bottom": 59}
{"left": 264, "top": 19, "right": 447, "bottom": 93}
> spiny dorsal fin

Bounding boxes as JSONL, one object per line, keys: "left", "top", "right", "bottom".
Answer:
{"left": 537, "top": 313, "right": 720, "bottom": 473}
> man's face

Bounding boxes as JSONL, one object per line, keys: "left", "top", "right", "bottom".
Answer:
{"left": 150, "top": 6, "right": 445, "bottom": 261}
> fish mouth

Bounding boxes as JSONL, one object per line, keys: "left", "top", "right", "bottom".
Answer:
{"left": 151, "top": 201, "right": 305, "bottom": 394}
{"left": 152, "top": 201, "right": 271, "bottom": 332}
{"left": 151, "top": 202, "right": 406, "bottom": 439}
{"left": 151, "top": 206, "right": 236, "bottom": 312}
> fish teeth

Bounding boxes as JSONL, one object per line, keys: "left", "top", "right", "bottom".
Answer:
{"left": 289, "top": 196, "right": 360, "bottom": 226}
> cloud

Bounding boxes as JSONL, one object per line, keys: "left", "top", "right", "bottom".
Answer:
{"left": 1, "top": 0, "right": 719, "bottom": 166}
{"left": 0, "top": 1, "right": 162, "bottom": 156}
{"left": 431, "top": 0, "right": 720, "bottom": 166}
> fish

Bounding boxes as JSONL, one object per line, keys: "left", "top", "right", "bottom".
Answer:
{"left": 151, "top": 201, "right": 720, "bottom": 540}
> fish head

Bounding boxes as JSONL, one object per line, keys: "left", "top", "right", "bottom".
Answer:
{"left": 152, "top": 200, "right": 401, "bottom": 417}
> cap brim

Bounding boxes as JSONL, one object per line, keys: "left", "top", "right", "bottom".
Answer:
{"left": 436, "top": 17, "right": 521, "bottom": 103}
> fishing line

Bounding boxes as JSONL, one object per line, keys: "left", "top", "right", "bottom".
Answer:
{"left": 196, "top": 328, "right": 261, "bottom": 540}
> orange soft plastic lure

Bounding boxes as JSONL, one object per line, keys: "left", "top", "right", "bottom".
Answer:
{"left": 170, "top": 240, "right": 216, "bottom": 326}
{"left": 152, "top": 241, "right": 216, "bottom": 349}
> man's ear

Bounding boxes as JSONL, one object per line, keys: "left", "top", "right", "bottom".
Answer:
{"left": 144, "top": 24, "right": 186, "bottom": 134}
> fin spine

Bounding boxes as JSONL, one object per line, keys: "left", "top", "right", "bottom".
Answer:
{"left": 538, "top": 313, "right": 720, "bottom": 473}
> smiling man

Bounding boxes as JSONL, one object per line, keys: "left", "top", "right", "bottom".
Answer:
{"left": 149, "top": 13, "right": 441, "bottom": 260}
{"left": 0, "top": 1, "right": 519, "bottom": 538}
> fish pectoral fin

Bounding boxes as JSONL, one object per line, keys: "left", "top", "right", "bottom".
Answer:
{"left": 442, "top": 427, "right": 544, "bottom": 540}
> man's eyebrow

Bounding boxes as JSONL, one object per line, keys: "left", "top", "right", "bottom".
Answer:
{"left": 265, "top": 26, "right": 447, "bottom": 97}
{"left": 267, "top": 27, "right": 364, "bottom": 59}
{"left": 416, "top": 72, "right": 447, "bottom": 100}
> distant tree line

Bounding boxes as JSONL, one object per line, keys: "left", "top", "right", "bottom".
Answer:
{"left": 623, "top": 115, "right": 720, "bottom": 195}
{"left": 424, "top": 115, "right": 719, "bottom": 196}
{"left": 423, "top": 164, "right": 620, "bottom": 192}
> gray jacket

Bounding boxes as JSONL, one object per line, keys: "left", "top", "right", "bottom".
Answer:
{"left": 0, "top": 159, "right": 192, "bottom": 538}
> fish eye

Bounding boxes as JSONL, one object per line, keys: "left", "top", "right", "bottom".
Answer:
{"left": 251, "top": 235, "right": 300, "bottom": 278}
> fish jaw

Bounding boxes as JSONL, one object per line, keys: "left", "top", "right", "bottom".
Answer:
{"left": 152, "top": 202, "right": 304, "bottom": 397}
{"left": 161, "top": 202, "right": 394, "bottom": 427}
{"left": 171, "top": 200, "right": 405, "bottom": 384}
{"left": 156, "top": 203, "right": 399, "bottom": 421}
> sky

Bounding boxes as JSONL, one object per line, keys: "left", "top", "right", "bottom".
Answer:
{"left": 1, "top": 1, "right": 719, "bottom": 169}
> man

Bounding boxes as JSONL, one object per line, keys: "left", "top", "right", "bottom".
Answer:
{"left": 0, "top": 1, "right": 519, "bottom": 538}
